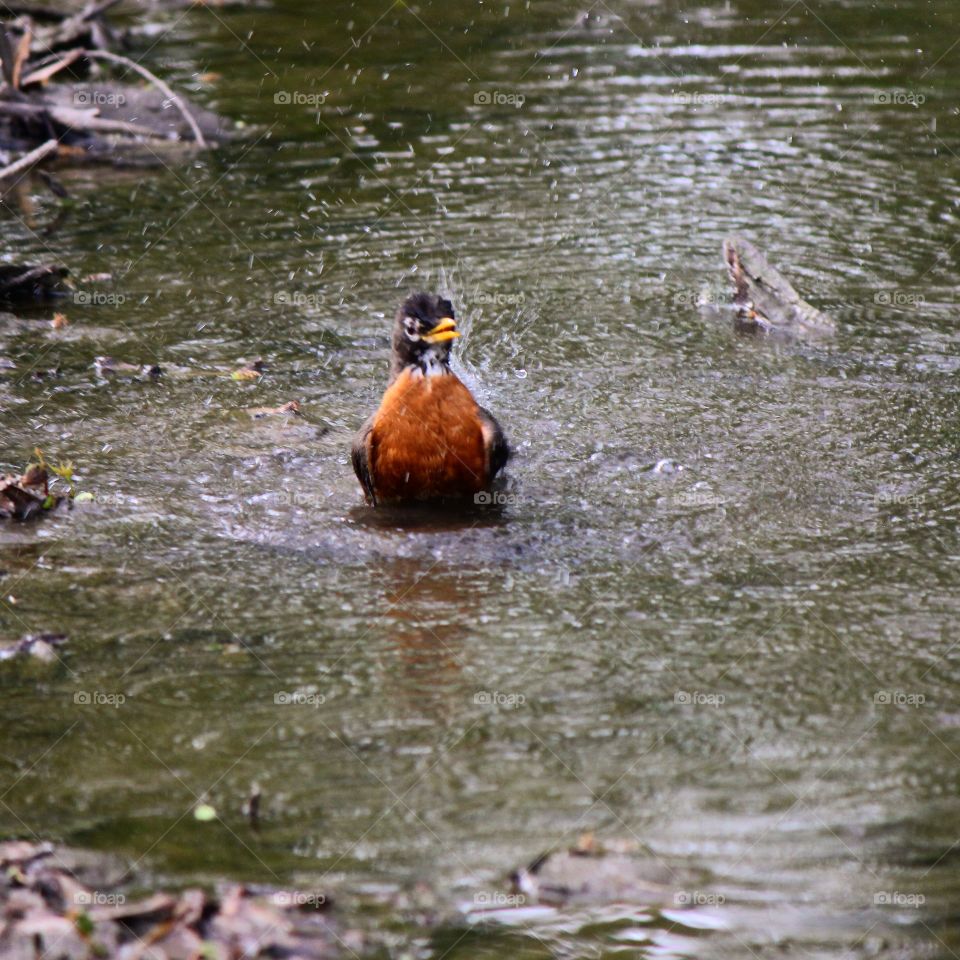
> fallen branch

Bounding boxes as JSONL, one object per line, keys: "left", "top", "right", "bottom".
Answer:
{"left": 21, "top": 47, "right": 85, "bottom": 86}
{"left": 0, "top": 136, "right": 57, "bottom": 182}
{"left": 78, "top": 48, "right": 208, "bottom": 147}
{"left": 0, "top": 100, "right": 171, "bottom": 140}
{"left": 77, "top": 0, "right": 125, "bottom": 23}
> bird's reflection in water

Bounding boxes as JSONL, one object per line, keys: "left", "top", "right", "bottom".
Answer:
{"left": 346, "top": 498, "right": 510, "bottom": 534}
{"left": 374, "top": 557, "right": 485, "bottom": 721}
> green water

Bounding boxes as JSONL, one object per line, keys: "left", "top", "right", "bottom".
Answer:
{"left": 3, "top": 0, "right": 960, "bottom": 956}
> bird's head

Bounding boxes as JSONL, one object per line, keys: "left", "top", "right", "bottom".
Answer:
{"left": 391, "top": 292, "right": 460, "bottom": 376}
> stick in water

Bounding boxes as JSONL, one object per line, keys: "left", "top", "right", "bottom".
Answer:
{"left": 78, "top": 48, "right": 208, "bottom": 147}
{"left": 0, "top": 139, "right": 59, "bottom": 184}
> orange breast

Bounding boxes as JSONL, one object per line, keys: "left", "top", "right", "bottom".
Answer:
{"left": 369, "top": 368, "right": 488, "bottom": 502}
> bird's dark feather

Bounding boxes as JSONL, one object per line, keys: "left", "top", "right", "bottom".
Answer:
{"left": 351, "top": 414, "right": 377, "bottom": 505}
{"left": 478, "top": 405, "right": 511, "bottom": 479}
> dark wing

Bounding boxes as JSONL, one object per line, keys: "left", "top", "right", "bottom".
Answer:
{"left": 477, "top": 406, "right": 511, "bottom": 481}
{"left": 351, "top": 415, "right": 377, "bottom": 505}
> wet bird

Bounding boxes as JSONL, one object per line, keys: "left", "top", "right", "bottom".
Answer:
{"left": 351, "top": 293, "right": 510, "bottom": 506}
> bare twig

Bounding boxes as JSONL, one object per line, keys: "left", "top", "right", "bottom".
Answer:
{"left": 0, "top": 137, "right": 58, "bottom": 183}
{"left": 20, "top": 48, "right": 84, "bottom": 86}
{"left": 77, "top": 48, "right": 208, "bottom": 147}
{"left": 11, "top": 24, "right": 33, "bottom": 90}
{"left": 0, "top": 26, "right": 15, "bottom": 87}
{"left": 78, "top": 0, "right": 124, "bottom": 22}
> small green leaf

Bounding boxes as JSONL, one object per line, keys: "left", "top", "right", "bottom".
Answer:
{"left": 75, "top": 911, "right": 95, "bottom": 936}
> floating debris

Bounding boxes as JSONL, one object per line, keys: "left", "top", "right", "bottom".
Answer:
{"left": 723, "top": 236, "right": 836, "bottom": 338}
{"left": 248, "top": 399, "right": 301, "bottom": 419}
{"left": 0, "top": 469, "right": 57, "bottom": 520}
{"left": 0, "top": 450, "right": 82, "bottom": 521}
{"left": 193, "top": 803, "right": 217, "bottom": 822}
{"left": 231, "top": 358, "right": 265, "bottom": 381}
{"left": 94, "top": 356, "right": 162, "bottom": 379}
{"left": 511, "top": 836, "right": 684, "bottom": 908}
{"left": 0, "top": 632, "right": 67, "bottom": 662}
{"left": 0, "top": 841, "right": 342, "bottom": 960}
{"left": 0, "top": 262, "right": 70, "bottom": 303}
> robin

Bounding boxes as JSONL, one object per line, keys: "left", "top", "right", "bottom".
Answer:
{"left": 352, "top": 293, "right": 510, "bottom": 506}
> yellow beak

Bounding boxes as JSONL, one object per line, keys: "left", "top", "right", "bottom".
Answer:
{"left": 422, "top": 317, "right": 460, "bottom": 343}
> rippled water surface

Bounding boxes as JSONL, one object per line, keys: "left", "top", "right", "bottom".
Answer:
{"left": 3, "top": 0, "right": 960, "bottom": 957}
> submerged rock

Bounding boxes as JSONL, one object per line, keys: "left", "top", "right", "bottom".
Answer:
{"left": 511, "top": 837, "right": 682, "bottom": 908}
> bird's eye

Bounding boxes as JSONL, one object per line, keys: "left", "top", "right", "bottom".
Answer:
{"left": 403, "top": 317, "right": 420, "bottom": 340}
